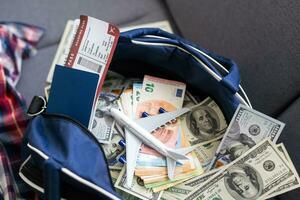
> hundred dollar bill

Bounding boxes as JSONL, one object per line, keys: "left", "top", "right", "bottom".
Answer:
{"left": 267, "top": 143, "right": 300, "bottom": 198}
{"left": 151, "top": 178, "right": 191, "bottom": 194}
{"left": 110, "top": 169, "right": 141, "bottom": 200}
{"left": 193, "top": 140, "right": 221, "bottom": 171}
{"left": 103, "top": 132, "right": 125, "bottom": 170}
{"left": 165, "top": 143, "right": 299, "bottom": 200}
{"left": 115, "top": 167, "right": 162, "bottom": 200}
{"left": 181, "top": 97, "right": 227, "bottom": 145}
{"left": 183, "top": 91, "right": 198, "bottom": 108}
{"left": 161, "top": 191, "right": 183, "bottom": 200}
{"left": 162, "top": 169, "right": 219, "bottom": 200}
{"left": 91, "top": 93, "right": 119, "bottom": 143}
{"left": 182, "top": 91, "right": 223, "bottom": 174}
{"left": 161, "top": 192, "right": 180, "bottom": 200}
{"left": 184, "top": 139, "right": 296, "bottom": 200}
{"left": 210, "top": 104, "right": 285, "bottom": 169}
{"left": 115, "top": 190, "right": 140, "bottom": 200}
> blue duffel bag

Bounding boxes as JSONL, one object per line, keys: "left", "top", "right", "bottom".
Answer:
{"left": 19, "top": 28, "right": 251, "bottom": 200}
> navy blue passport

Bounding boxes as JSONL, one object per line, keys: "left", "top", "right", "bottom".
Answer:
{"left": 46, "top": 65, "right": 99, "bottom": 128}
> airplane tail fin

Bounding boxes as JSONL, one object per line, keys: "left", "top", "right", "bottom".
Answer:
{"left": 166, "top": 157, "right": 176, "bottom": 179}
{"left": 166, "top": 146, "right": 197, "bottom": 179}
{"left": 166, "top": 145, "right": 197, "bottom": 161}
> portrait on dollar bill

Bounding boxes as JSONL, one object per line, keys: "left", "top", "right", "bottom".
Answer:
{"left": 186, "top": 105, "right": 222, "bottom": 141}
{"left": 227, "top": 134, "right": 255, "bottom": 160}
{"left": 216, "top": 121, "right": 256, "bottom": 167}
{"left": 92, "top": 108, "right": 113, "bottom": 128}
{"left": 224, "top": 164, "right": 263, "bottom": 200}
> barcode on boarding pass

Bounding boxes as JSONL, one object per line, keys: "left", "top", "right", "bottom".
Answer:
{"left": 77, "top": 56, "right": 102, "bottom": 73}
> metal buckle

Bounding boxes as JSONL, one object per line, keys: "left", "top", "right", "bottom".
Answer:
{"left": 27, "top": 96, "right": 47, "bottom": 117}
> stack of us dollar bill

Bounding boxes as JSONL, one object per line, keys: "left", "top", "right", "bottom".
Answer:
{"left": 94, "top": 72, "right": 300, "bottom": 200}
{"left": 97, "top": 71, "right": 230, "bottom": 199}
{"left": 160, "top": 103, "right": 300, "bottom": 200}
{"left": 44, "top": 20, "right": 299, "bottom": 200}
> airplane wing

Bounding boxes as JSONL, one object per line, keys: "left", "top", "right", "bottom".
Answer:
{"left": 134, "top": 107, "right": 190, "bottom": 132}
{"left": 125, "top": 128, "right": 142, "bottom": 187}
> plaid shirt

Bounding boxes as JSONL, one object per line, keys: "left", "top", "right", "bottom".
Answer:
{"left": 0, "top": 22, "right": 44, "bottom": 200}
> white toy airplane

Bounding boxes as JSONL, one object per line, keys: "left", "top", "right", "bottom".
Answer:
{"left": 103, "top": 106, "right": 196, "bottom": 187}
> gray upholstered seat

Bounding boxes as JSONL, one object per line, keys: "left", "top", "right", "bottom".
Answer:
{"left": 1, "top": 0, "right": 299, "bottom": 198}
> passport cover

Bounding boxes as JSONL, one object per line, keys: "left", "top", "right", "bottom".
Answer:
{"left": 46, "top": 65, "right": 99, "bottom": 128}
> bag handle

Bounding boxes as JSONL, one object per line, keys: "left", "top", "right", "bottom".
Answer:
{"left": 120, "top": 28, "right": 181, "bottom": 40}
{"left": 120, "top": 28, "right": 240, "bottom": 93}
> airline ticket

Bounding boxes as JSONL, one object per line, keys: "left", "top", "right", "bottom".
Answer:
{"left": 65, "top": 15, "right": 120, "bottom": 88}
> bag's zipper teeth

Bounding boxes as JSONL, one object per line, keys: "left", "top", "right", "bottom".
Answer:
{"left": 39, "top": 113, "right": 117, "bottom": 192}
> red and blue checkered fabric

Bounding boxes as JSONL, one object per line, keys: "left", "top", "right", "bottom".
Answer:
{"left": 0, "top": 22, "right": 44, "bottom": 200}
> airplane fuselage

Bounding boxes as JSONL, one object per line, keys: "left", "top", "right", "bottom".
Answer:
{"left": 107, "top": 107, "right": 187, "bottom": 160}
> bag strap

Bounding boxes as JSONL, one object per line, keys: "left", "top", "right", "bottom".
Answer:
{"left": 26, "top": 96, "right": 61, "bottom": 200}
{"left": 120, "top": 28, "right": 241, "bottom": 94}
{"left": 44, "top": 158, "right": 61, "bottom": 200}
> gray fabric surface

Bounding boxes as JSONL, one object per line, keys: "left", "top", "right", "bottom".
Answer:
{"left": 165, "top": 0, "right": 300, "bottom": 117}
{"left": 277, "top": 97, "right": 300, "bottom": 173}
{"left": 3, "top": 0, "right": 172, "bottom": 103}
{"left": 17, "top": 45, "right": 57, "bottom": 105}
{"left": 1, "top": 0, "right": 170, "bottom": 49}
{"left": 276, "top": 97, "right": 300, "bottom": 199}
{"left": 4, "top": 0, "right": 300, "bottom": 198}
{"left": 166, "top": 1, "right": 300, "bottom": 198}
